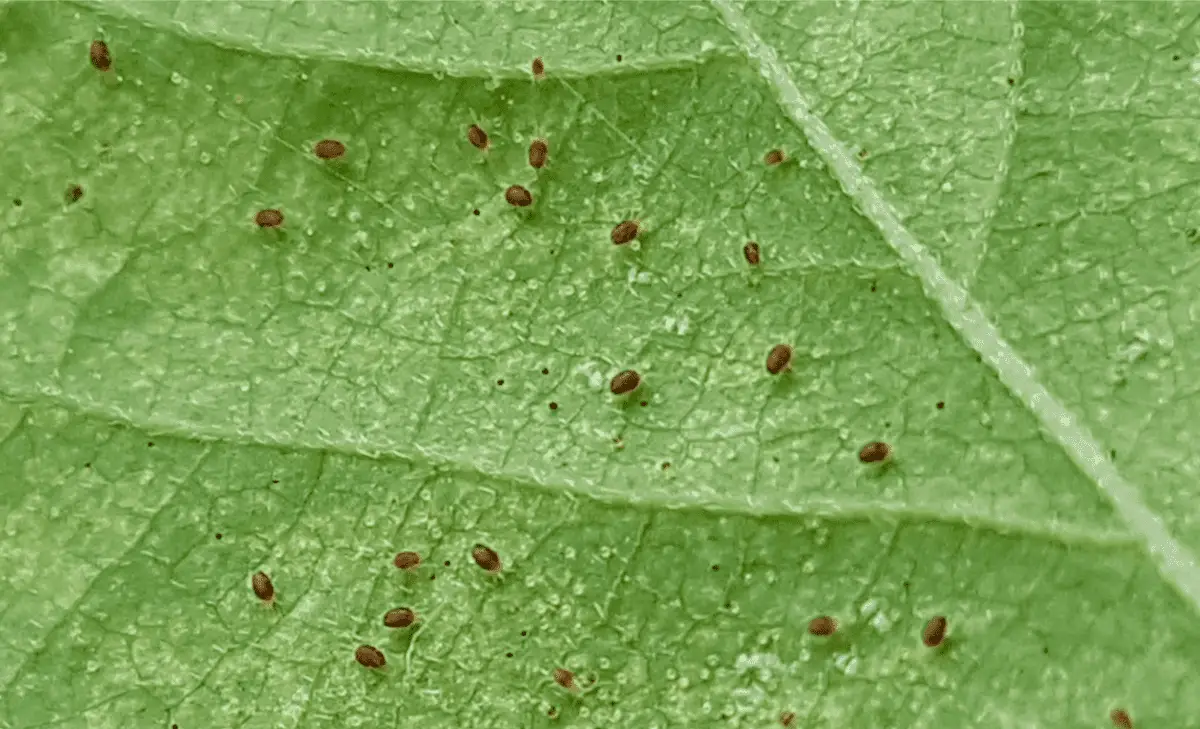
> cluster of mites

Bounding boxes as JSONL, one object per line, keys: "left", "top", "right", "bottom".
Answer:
{"left": 91, "top": 42, "right": 1135, "bottom": 729}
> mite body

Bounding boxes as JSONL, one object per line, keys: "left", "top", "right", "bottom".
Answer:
{"left": 529, "top": 138, "right": 548, "bottom": 169}
{"left": 1110, "top": 709, "right": 1133, "bottom": 729}
{"left": 532, "top": 57, "right": 545, "bottom": 79}
{"left": 743, "top": 241, "right": 761, "bottom": 265}
{"left": 251, "top": 571, "right": 275, "bottom": 606}
{"left": 764, "top": 149, "right": 786, "bottom": 166}
{"left": 780, "top": 712, "right": 796, "bottom": 727}
{"left": 472, "top": 544, "right": 502, "bottom": 573}
{"left": 858, "top": 441, "right": 891, "bottom": 464}
{"left": 553, "top": 668, "right": 576, "bottom": 690}
{"left": 90, "top": 40, "right": 112, "bottom": 71}
{"left": 314, "top": 139, "right": 346, "bottom": 159}
{"left": 468, "top": 124, "right": 490, "bottom": 150}
{"left": 922, "top": 616, "right": 947, "bottom": 647}
{"left": 355, "top": 645, "right": 386, "bottom": 669}
{"left": 766, "top": 344, "right": 792, "bottom": 374}
{"left": 66, "top": 185, "right": 84, "bottom": 203}
{"left": 394, "top": 551, "right": 421, "bottom": 570}
{"left": 808, "top": 616, "right": 837, "bottom": 636}
{"left": 255, "top": 209, "right": 283, "bottom": 228}
{"left": 611, "top": 220, "right": 640, "bottom": 245}
{"left": 610, "top": 370, "right": 640, "bottom": 395}
{"left": 505, "top": 185, "right": 533, "bottom": 207}
{"left": 383, "top": 608, "right": 417, "bottom": 628}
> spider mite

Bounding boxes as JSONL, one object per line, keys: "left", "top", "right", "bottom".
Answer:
{"left": 743, "top": 241, "right": 761, "bottom": 265}
{"left": 394, "top": 551, "right": 421, "bottom": 570}
{"left": 468, "top": 124, "right": 490, "bottom": 151}
{"left": 528, "top": 138, "right": 548, "bottom": 169}
{"left": 764, "top": 149, "right": 786, "bottom": 166}
{"left": 505, "top": 185, "right": 533, "bottom": 207}
{"left": 1110, "top": 709, "right": 1133, "bottom": 729}
{"left": 922, "top": 616, "right": 947, "bottom": 647}
{"left": 553, "top": 668, "right": 576, "bottom": 690}
{"left": 472, "top": 544, "right": 502, "bottom": 573}
{"left": 313, "top": 139, "right": 346, "bottom": 160}
{"left": 90, "top": 40, "right": 112, "bottom": 72}
{"left": 255, "top": 209, "right": 283, "bottom": 228}
{"left": 251, "top": 571, "right": 275, "bottom": 607}
{"left": 355, "top": 644, "right": 386, "bottom": 669}
{"left": 808, "top": 616, "right": 837, "bottom": 636}
{"left": 609, "top": 369, "right": 640, "bottom": 395}
{"left": 383, "top": 607, "right": 417, "bottom": 628}
{"left": 611, "top": 219, "right": 640, "bottom": 245}
{"left": 779, "top": 712, "right": 796, "bottom": 727}
{"left": 532, "top": 57, "right": 545, "bottom": 79}
{"left": 66, "top": 185, "right": 84, "bottom": 203}
{"left": 765, "top": 344, "right": 792, "bottom": 374}
{"left": 858, "top": 441, "right": 891, "bottom": 464}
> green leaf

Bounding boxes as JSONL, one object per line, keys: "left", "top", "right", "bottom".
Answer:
{"left": 2, "top": 2, "right": 1198, "bottom": 728}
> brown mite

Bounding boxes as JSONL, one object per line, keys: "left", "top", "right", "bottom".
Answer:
{"left": 251, "top": 571, "right": 275, "bottom": 605}
{"left": 505, "top": 185, "right": 533, "bottom": 207}
{"left": 468, "top": 124, "right": 489, "bottom": 150}
{"left": 529, "top": 138, "right": 548, "bottom": 169}
{"left": 472, "top": 544, "right": 502, "bottom": 573}
{"left": 553, "top": 668, "right": 576, "bottom": 690}
{"left": 532, "top": 57, "right": 545, "bottom": 79}
{"left": 66, "top": 185, "right": 84, "bottom": 203}
{"left": 394, "top": 551, "right": 421, "bottom": 570}
{"left": 255, "top": 209, "right": 283, "bottom": 228}
{"left": 780, "top": 712, "right": 796, "bottom": 727}
{"left": 1110, "top": 709, "right": 1133, "bottom": 729}
{"left": 90, "top": 40, "right": 112, "bottom": 72}
{"left": 808, "top": 616, "right": 837, "bottom": 636}
{"left": 355, "top": 644, "right": 386, "bottom": 669}
{"left": 922, "top": 616, "right": 947, "bottom": 647}
{"left": 611, "top": 220, "right": 640, "bottom": 245}
{"left": 858, "top": 441, "right": 891, "bottom": 464}
{"left": 766, "top": 344, "right": 792, "bottom": 374}
{"left": 743, "top": 241, "right": 761, "bottom": 265}
{"left": 313, "top": 139, "right": 346, "bottom": 160}
{"left": 610, "top": 369, "right": 640, "bottom": 395}
{"left": 764, "top": 149, "right": 786, "bottom": 166}
{"left": 383, "top": 607, "right": 417, "bottom": 628}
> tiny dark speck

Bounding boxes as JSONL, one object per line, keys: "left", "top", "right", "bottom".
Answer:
{"left": 215, "top": 533, "right": 223, "bottom": 540}
{"left": 662, "top": 462, "right": 670, "bottom": 470}
{"left": 506, "top": 652, "right": 513, "bottom": 658}
{"left": 472, "top": 209, "right": 480, "bottom": 216}
{"left": 870, "top": 284, "right": 877, "bottom": 292}
{"left": 936, "top": 401, "right": 944, "bottom": 409}
{"left": 496, "top": 379, "right": 504, "bottom": 386}
{"left": 172, "top": 725, "right": 178, "bottom": 729}
{"left": 430, "top": 574, "right": 437, "bottom": 580}
{"left": 1006, "top": 77, "right": 1015, "bottom": 85}
{"left": 639, "top": 400, "right": 648, "bottom": 407}
{"left": 541, "top": 368, "right": 549, "bottom": 375}
{"left": 521, "top": 630, "right": 527, "bottom": 636}
{"left": 549, "top": 402, "right": 558, "bottom": 410}
{"left": 443, "top": 560, "right": 450, "bottom": 566}
{"left": 616, "top": 54, "right": 623, "bottom": 61}
{"left": 365, "top": 266, "right": 371, "bottom": 271}
{"left": 711, "top": 564, "right": 719, "bottom": 571}
{"left": 272, "top": 479, "right": 279, "bottom": 484}
{"left": 84, "top": 462, "right": 91, "bottom": 468}
{"left": 723, "top": 601, "right": 732, "bottom": 609}
{"left": 147, "top": 442, "right": 154, "bottom": 447}
{"left": 1042, "top": 646, "right": 1049, "bottom": 654}
{"left": 1173, "top": 53, "right": 1181, "bottom": 60}
{"left": 13, "top": 198, "right": 22, "bottom": 207}
{"left": 387, "top": 262, "right": 394, "bottom": 268}
{"left": 1110, "top": 449, "right": 1117, "bottom": 460}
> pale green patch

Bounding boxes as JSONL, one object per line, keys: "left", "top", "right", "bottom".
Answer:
{"left": 1, "top": 2, "right": 1197, "bottom": 728}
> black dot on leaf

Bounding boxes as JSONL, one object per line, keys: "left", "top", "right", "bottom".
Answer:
{"left": 496, "top": 379, "right": 504, "bottom": 386}
{"left": 549, "top": 402, "right": 558, "bottom": 410}
{"left": 711, "top": 564, "right": 719, "bottom": 571}
{"left": 272, "top": 479, "right": 279, "bottom": 484}
{"left": 12, "top": 198, "right": 21, "bottom": 207}
{"left": 472, "top": 209, "right": 480, "bottom": 216}
{"left": 1006, "top": 77, "right": 1015, "bottom": 85}
{"left": 521, "top": 630, "right": 527, "bottom": 636}
{"left": 443, "top": 560, "right": 450, "bottom": 566}
{"left": 387, "top": 262, "right": 394, "bottom": 268}
{"left": 661, "top": 462, "right": 670, "bottom": 470}
{"left": 870, "top": 283, "right": 877, "bottom": 292}
{"left": 84, "top": 462, "right": 91, "bottom": 468}
{"left": 430, "top": 574, "right": 436, "bottom": 580}
{"left": 541, "top": 368, "right": 549, "bottom": 375}
{"left": 147, "top": 442, "right": 154, "bottom": 447}
{"left": 506, "top": 652, "right": 513, "bottom": 658}
{"left": 616, "top": 54, "right": 622, "bottom": 62}
{"left": 1173, "top": 53, "right": 1181, "bottom": 61}
{"left": 215, "top": 533, "right": 222, "bottom": 540}
{"left": 936, "top": 401, "right": 944, "bottom": 409}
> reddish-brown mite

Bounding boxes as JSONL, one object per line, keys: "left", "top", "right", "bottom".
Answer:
{"left": 66, "top": 185, "right": 84, "bottom": 203}
{"left": 251, "top": 571, "right": 275, "bottom": 606}
{"left": 808, "top": 616, "right": 837, "bottom": 636}
{"left": 764, "top": 149, "right": 786, "bottom": 166}
{"left": 255, "top": 209, "right": 283, "bottom": 228}
{"left": 468, "top": 124, "right": 489, "bottom": 150}
{"left": 611, "top": 220, "right": 640, "bottom": 245}
{"left": 553, "top": 668, "right": 576, "bottom": 690}
{"left": 472, "top": 544, "right": 502, "bottom": 573}
{"left": 1110, "top": 709, "right": 1133, "bottom": 729}
{"left": 383, "top": 608, "right": 417, "bottom": 628}
{"left": 89, "top": 40, "right": 112, "bottom": 72}
{"left": 922, "top": 616, "right": 947, "bottom": 647}
{"left": 780, "top": 712, "right": 796, "bottom": 727}
{"left": 744, "top": 241, "right": 761, "bottom": 265}
{"left": 532, "top": 57, "right": 545, "bottom": 79}
{"left": 610, "top": 370, "right": 640, "bottom": 395}
{"left": 858, "top": 441, "right": 891, "bottom": 464}
{"left": 314, "top": 139, "right": 346, "bottom": 160}
{"left": 766, "top": 344, "right": 792, "bottom": 374}
{"left": 529, "top": 138, "right": 548, "bottom": 169}
{"left": 394, "top": 551, "right": 421, "bottom": 570}
{"left": 505, "top": 185, "right": 533, "bottom": 207}
{"left": 355, "top": 645, "right": 386, "bottom": 668}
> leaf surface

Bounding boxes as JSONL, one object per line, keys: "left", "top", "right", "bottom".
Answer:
{"left": 1, "top": 2, "right": 1198, "bottom": 728}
